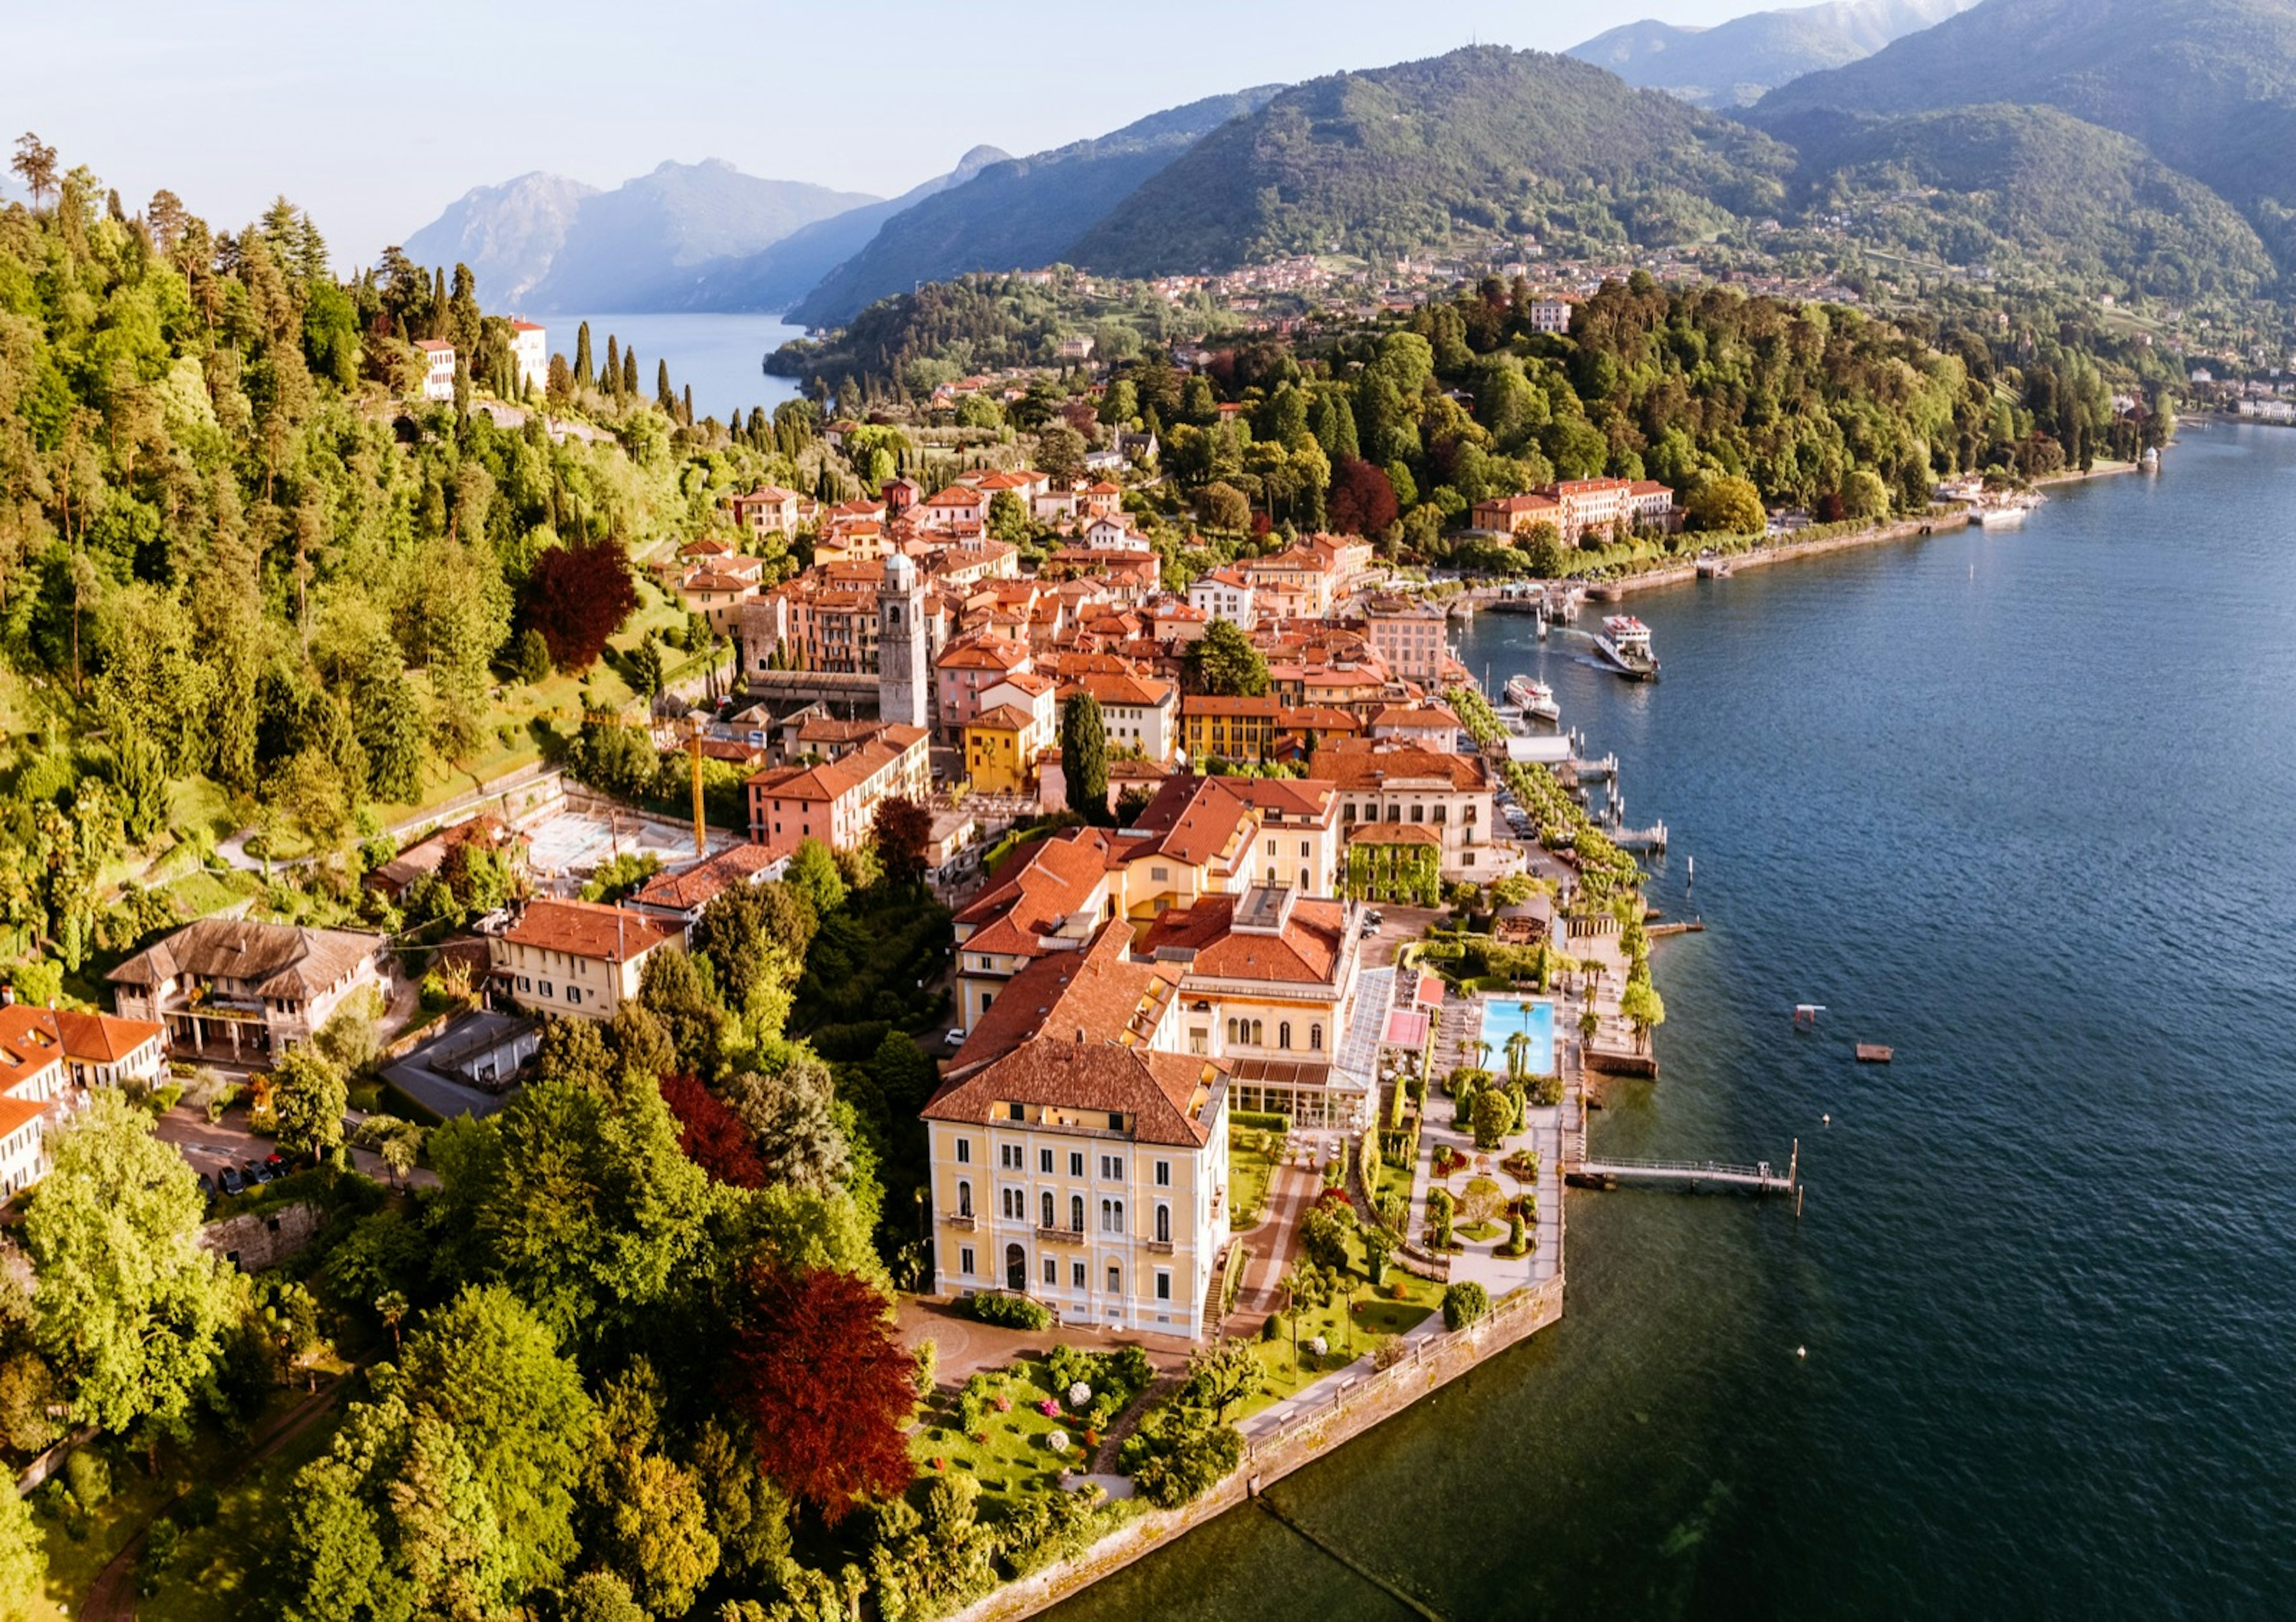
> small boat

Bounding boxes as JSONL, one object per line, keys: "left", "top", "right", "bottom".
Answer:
{"left": 1590, "top": 615, "right": 1660, "bottom": 681}
{"left": 1855, "top": 1044, "right": 1894, "bottom": 1064}
{"left": 1503, "top": 674, "right": 1560, "bottom": 722}
{"left": 1974, "top": 492, "right": 2045, "bottom": 528}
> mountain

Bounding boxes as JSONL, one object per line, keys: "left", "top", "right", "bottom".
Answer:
{"left": 400, "top": 171, "right": 597, "bottom": 306}
{"left": 1568, "top": 0, "right": 1977, "bottom": 108}
{"left": 404, "top": 160, "right": 876, "bottom": 310}
{"left": 1778, "top": 103, "right": 2275, "bottom": 298}
{"left": 1754, "top": 0, "right": 2296, "bottom": 270}
{"left": 671, "top": 146, "right": 1011, "bottom": 314}
{"left": 785, "top": 87, "right": 1284, "bottom": 328}
{"left": 1069, "top": 47, "right": 1793, "bottom": 277}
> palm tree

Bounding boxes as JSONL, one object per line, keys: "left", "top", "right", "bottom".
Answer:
{"left": 1505, "top": 1029, "right": 1531, "bottom": 1080}
{"left": 1465, "top": 1037, "right": 1492, "bottom": 1071}
{"left": 374, "top": 1290, "right": 408, "bottom": 1354}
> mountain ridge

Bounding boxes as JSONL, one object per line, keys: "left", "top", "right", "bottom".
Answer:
{"left": 1569, "top": 0, "right": 1977, "bottom": 107}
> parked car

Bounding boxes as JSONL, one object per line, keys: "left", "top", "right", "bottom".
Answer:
{"left": 196, "top": 1172, "right": 215, "bottom": 1199}
{"left": 245, "top": 1160, "right": 273, "bottom": 1187}
{"left": 942, "top": 1028, "right": 967, "bottom": 1048}
{"left": 1364, "top": 910, "right": 1385, "bottom": 928}
{"left": 265, "top": 1150, "right": 287, "bottom": 1170}
{"left": 219, "top": 1166, "right": 245, "bottom": 1196}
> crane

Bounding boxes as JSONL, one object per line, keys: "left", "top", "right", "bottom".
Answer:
{"left": 584, "top": 708, "right": 708, "bottom": 857}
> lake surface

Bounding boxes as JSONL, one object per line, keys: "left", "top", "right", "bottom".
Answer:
{"left": 1054, "top": 422, "right": 2296, "bottom": 1620}
{"left": 526, "top": 310, "right": 806, "bottom": 426}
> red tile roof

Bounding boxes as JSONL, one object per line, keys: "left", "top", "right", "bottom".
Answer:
{"left": 502, "top": 900, "right": 679, "bottom": 962}
{"left": 1136, "top": 893, "right": 1350, "bottom": 986}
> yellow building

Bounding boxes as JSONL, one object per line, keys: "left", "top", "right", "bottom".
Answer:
{"left": 926, "top": 921, "right": 1229, "bottom": 1336}
{"left": 488, "top": 898, "right": 682, "bottom": 1022}
{"left": 964, "top": 704, "right": 1039, "bottom": 794}
{"left": 1180, "top": 696, "right": 1281, "bottom": 765}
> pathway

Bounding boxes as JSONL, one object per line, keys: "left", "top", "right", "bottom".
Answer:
{"left": 80, "top": 1375, "right": 350, "bottom": 1621}
{"left": 1221, "top": 1163, "right": 1315, "bottom": 1336}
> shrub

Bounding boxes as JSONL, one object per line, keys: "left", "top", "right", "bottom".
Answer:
{"left": 148, "top": 1084, "right": 185, "bottom": 1115}
{"left": 63, "top": 1447, "right": 110, "bottom": 1510}
{"left": 1529, "top": 1072, "right": 1565, "bottom": 1107}
{"left": 1471, "top": 1088, "right": 1513, "bottom": 1150}
{"left": 1442, "top": 1282, "right": 1491, "bottom": 1332}
{"left": 1119, "top": 1403, "right": 1243, "bottom": 1509}
{"left": 1502, "top": 1214, "right": 1527, "bottom": 1257}
{"left": 1372, "top": 1339, "right": 1409, "bottom": 1371}
{"left": 962, "top": 1292, "right": 1051, "bottom": 1331}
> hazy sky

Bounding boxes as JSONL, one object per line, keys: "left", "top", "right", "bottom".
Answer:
{"left": 6, "top": 0, "right": 1771, "bottom": 264}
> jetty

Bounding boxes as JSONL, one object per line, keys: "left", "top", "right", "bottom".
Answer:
{"left": 1610, "top": 822, "right": 1668, "bottom": 853}
{"left": 1566, "top": 1141, "right": 1797, "bottom": 1196}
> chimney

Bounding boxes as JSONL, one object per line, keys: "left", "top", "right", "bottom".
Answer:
{"left": 1074, "top": 1026, "right": 1086, "bottom": 1046}
{"left": 0, "top": 983, "right": 13, "bottom": 1007}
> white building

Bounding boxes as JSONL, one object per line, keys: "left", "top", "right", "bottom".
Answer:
{"left": 1187, "top": 568, "right": 1256, "bottom": 630}
{"left": 415, "top": 339, "right": 456, "bottom": 403}
{"left": 508, "top": 321, "right": 547, "bottom": 394}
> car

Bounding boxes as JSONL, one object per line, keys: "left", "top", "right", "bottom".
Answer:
{"left": 219, "top": 1166, "right": 245, "bottom": 1196}
{"left": 942, "top": 1028, "right": 967, "bottom": 1048}
{"left": 1359, "top": 918, "right": 1380, "bottom": 937}
{"left": 265, "top": 1150, "right": 287, "bottom": 1169}
{"left": 1364, "top": 910, "right": 1385, "bottom": 927}
{"left": 245, "top": 1160, "right": 272, "bottom": 1187}
{"left": 196, "top": 1172, "right": 215, "bottom": 1199}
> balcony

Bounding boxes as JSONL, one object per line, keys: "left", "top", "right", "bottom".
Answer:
{"left": 1146, "top": 1239, "right": 1176, "bottom": 1255}
{"left": 1037, "top": 1225, "right": 1086, "bottom": 1247}
{"left": 942, "top": 1212, "right": 976, "bottom": 1230}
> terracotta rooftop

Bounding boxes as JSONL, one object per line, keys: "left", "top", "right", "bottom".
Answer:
{"left": 1123, "top": 776, "right": 1256, "bottom": 868}
{"left": 501, "top": 900, "right": 679, "bottom": 962}
{"left": 629, "top": 842, "right": 791, "bottom": 914}
{"left": 1136, "top": 892, "right": 1351, "bottom": 987}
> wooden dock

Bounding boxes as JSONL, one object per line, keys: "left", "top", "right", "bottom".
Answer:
{"left": 1567, "top": 1140, "right": 1797, "bottom": 1196}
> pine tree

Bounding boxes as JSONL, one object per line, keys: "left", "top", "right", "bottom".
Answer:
{"left": 575, "top": 322, "right": 594, "bottom": 391}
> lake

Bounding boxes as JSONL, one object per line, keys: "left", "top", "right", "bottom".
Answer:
{"left": 1052, "top": 422, "right": 2296, "bottom": 1619}
{"left": 525, "top": 310, "right": 808, "bottom": 426}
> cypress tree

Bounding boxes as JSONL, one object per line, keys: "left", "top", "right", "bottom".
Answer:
{"left": 603, "top": 334, "right": 620, "bottom": 393}
{"left": 574, "top": 321, "right": 593, "bottom": 391}
{"left": 1061, "top": 693, "right": 1111, "bottom": 826}
{"left": 681, "top": 385, "right": 694, "bottom": 426}
{"left": 621, "top": 347, "right": 638, "bottom": 396}
{"left": 657, "top": 359, "right": 675, "bottom": 414}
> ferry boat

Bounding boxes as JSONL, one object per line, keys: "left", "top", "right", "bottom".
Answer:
{"left": 1591, "top": 615, "right": 1660, "bottom": 681}
{"left": 1974, "top": 491, "right": 2045, "bottom": 528}
{"left": 1503, "top": 674, "right": 1561, "bottom": 722}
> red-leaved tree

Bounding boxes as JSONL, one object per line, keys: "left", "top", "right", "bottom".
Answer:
{"left": 1327, "top": 458, "right": 1399, "bottom": 536}
{"left": 872, "top": 794, "right": 933, "bottom": 893}
{"left": 660, "top": 1074, "right": 765, "bottom": 1188}
{"left": 523, "top": 537, "right": 638, "bottom": 672}
{"left": 729, "top": 1264, "right": 917, "bottom": 1522}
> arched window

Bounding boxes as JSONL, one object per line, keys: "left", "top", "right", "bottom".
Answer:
{"left": 1279, "top": 1021, "right": 1292, "bottom": 1050}
{"left": 957, "top": 1179, "right": 972, "bottom": 1217}
{"left": 1251, "top": 1020, "right": 1264, "bottom": 1046}
{"left": 1100, "top": 1198, "right": 1113, "bottom": 1231}
{"left": 1071, "top": 1194, "right": 1085, "bottom": 1231}
{"left": 1041, "top": 1190, "right": 1055, "bottom": 1229}
{"left": 1156, "top": 1203, "right": 1171, "bottom": 1243}
{"left": 1309, "top": 1023, "right": 1324, "bottom": 1051}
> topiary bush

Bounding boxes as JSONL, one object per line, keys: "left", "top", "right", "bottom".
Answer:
{"left": 1442, "top": 1281, "right": 1491, "bottom": 1332}
{"left": 963, "top": 1291, "right": 1051, "bottom": 1330}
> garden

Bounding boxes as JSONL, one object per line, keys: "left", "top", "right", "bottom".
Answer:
{"left": 911, "top": 1344, "right": 1157, "bottom": 1508}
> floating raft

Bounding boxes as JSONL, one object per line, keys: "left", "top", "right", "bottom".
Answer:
{"left": 1855, "top": 1044, "right": 1894, "bottom": 1063}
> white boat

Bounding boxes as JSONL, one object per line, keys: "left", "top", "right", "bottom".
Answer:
{"left": 1591, "top": 615, "right": 1660, "bottom": 681}
{"left": 1503, "top": 675, "right": 1560, "bottom": 722}
{"left": 1974, "top": 491, "right": 2045, "bottom": 528}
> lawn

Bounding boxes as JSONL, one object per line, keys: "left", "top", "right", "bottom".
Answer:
{"left": 1233, "top": 1226, "right": 1442, "bottom": 1424}
{"left": 26, "top": 1384, "right": 336, "bottom": 1621}
{"left": 1228, "top": 1123, "right": 1284, "bottom": 1228}
{"left": 912, "top": 1356, "right": 1109, "bottom": 1507}
{"left": 146, "top": 1391, "right": 350, "bottom": 1621}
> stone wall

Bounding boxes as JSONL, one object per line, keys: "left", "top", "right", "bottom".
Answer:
{"left": 199, "top": 1201, "right": 326, "bottom": 1272}
{"left": 945, "top": 1278, "right": 1565, "bottom": 1622}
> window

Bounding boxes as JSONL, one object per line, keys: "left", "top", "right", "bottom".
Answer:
{"left": 957, "top": 1180, "right": 972, "bottom": 1217}
{"left": 1107, "top": 1264, "right": 1122, "bottom": 1295}
{"left": 1000, "top": 1144, "right": 1022, "bottom": 1170}
{"left": 1003, "top": 1188, "right": 1022, "bottom": 1219}
{"left": 1072, "top": 1260, "right": 1086, "bottom": 1288}
{"left": 1411, "top": 804, "right": 1426, "bottom": 823}
{"left": 1155, "top": 1204, "right": 1171, "bottom": 1243}
{"left": 1156, "top": 1270, "right": 1171, "bottom": 1301}
{"left": 1300, "top": 839, "right": 1311, "bottom": 857}
{"left": 1040, "top": 1191, "right": 1055, "bottom": 1229}
{"left": 539, "top": 982, "right": 554, "bottom": 998}
{"left": 1279, "top": 1021, "right": 1292, "bottom": 1050}
{"left": 564, "top": 986, "right": 583, "bottom": 1007}
{"left": 1071, "top": 1194, "right": 1085, "bottom": 1231}
{"left": 1433, "top": 804, "right": 1448, "bottom": 824}
{"left": 1044, "top": 1255, "right": 1057, "bottom": 1285}
{"left": 1155, "top": 1160, "right": 1171, "bottom": 1187}
{"left": 517, "top": 975, "right": 531, "bottom": 992}
{"left": 1039, "top": 1147, "right": 1054, "bottom": 1174}
{"left": 1225, "top": 1017, "right": 1238, "bottom": 1044}
{"left": 956, "top": 1138, "right": 972, "bottom": 1165}
{"left": 1387, "top": 804, "right": 1402, "bottom": 822}
{"left": 1069, "top": 1151, "right": 1085, "bottom": 1177}
{"left": 1190, "top": 1027, "right": 1208, "bottom": 1055}
{"left": 959, "top": 1246, "right": 974, "bottom": 1276}
{"left": 1250, "top": 1020, "right": 1263, "bottom": 1046}
{"left": 1265, "top": 838, "right": 1277, "bottom": 856}
{"left": 1101, "top": 1199, "right": 1125, "bottom": 1234}
{"left": 1009, "top": 1103, "right": 1026, "bottom": 1121}
{"left": 1100, "top": 1154, "right": 1124, "bottom": 1181}
{"left": 1310, "top": 1023, "right": 1324, "bottom": 1052}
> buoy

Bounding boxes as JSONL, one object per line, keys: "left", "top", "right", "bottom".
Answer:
{"left": 1822, "top": 1113, "right": 1831, "bottom": 1126}
{"left": 1796, "top": 1346, "right": 1807, "bottom": 1359}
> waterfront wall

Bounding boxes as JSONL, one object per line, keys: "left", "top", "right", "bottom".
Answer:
{"left": 948, "top": 1277, "right": 1566, "bottom": 1622}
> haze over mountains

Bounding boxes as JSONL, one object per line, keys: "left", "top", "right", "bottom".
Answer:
{"left": 399, "top": 0, "right": 2296, "bottom": 328}
{"left": 1567, "top": 0, "right": 1978, "bottom": 108}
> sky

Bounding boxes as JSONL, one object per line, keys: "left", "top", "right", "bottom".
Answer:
{"left": 4, "top": 0, "right": 1775, "bottom": 265}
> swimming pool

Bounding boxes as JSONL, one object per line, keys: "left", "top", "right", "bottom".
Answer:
{"left": 1480, "top": 996, "right": 1556, "bottom": 1075}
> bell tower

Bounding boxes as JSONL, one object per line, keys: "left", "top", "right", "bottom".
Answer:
{"left": 877, "top": 551, "right": 930, "bottom": 729}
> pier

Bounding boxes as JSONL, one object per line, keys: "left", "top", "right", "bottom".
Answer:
{"left": 1566, "top": 1139, "right": 1798, "bottom": 1196}
{"left": 1610, "top": 821, "right": 1668, "bottom": 852}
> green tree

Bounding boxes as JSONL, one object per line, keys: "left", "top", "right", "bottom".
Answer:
{"left": 1060, "top": 692, "right": 1110, "bottom": 825}
{"left": 1442, "top": 1280, "right": 1491, "bottom": 1332}
{"left": 1471, "top": 1086, "right": 1513, "bottom": 1150}
{"left": 561, "top": 1571, "right": 649, "bottom": 1622}
{"left": 1619, "top": 977, "right": 1666, "bottom": 1051}
{"left": 1687, "top": 475, "right": 1766, "bottom": 535}
{"left": 0, "top": 1475, "right": 44, "bottom": 1622}
{"left": 23, "top": 1093, "right": 230, "bottom": 1440}
{"left": 1181, "top": 1339, "right": 1259, "bottom": 1422}
{"left": 1035, "top": 423, "right": 1088, "bottom": 483}
{"left": 785, "top": 838, "right": 847, "bottom": 916}
{"left": 514, "top": 627, "right": 552, "bottom": 685}
{"left": 985, "top": 489, "right": 1031, "bottom": 547}
{"left": 1184, "top": 618, "right": 1271, "bottom": 698}
{"left": 1296, "top": 1201, "right": 1355, "bottom": 1275}
{"left": 270, "top": 1045, "right": 349, "bottom": 1163}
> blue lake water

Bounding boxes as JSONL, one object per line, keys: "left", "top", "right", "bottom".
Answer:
{"left": 525, "top": 310, "right": 807, "bottom": 426}
{"left": 1054, "top": 422, "right": 2296, "bottom": 1619}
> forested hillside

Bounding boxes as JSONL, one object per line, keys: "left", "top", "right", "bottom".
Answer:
{"left": 0, "top": 147, "right": 819, "bottom": 983}
{"left": 1755, "top": 0, "right": 2296, "bottom": 273}
{"left": 785, "top": 87, "right": 1283, "bottom": 327}
{"left": 1070, "top": 47, "right": 1794, "bottom": 275}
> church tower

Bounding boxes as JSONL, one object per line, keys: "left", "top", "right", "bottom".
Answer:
{"left": 877, "top": 551, "right": 930, "bottom": 730}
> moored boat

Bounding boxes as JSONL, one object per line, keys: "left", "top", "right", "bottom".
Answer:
{"left": 1591, "top": 615, "right": 1660, "bottom": 681}
{"left": 1503, "top": 674, "right": 1561, "bottom": 722}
